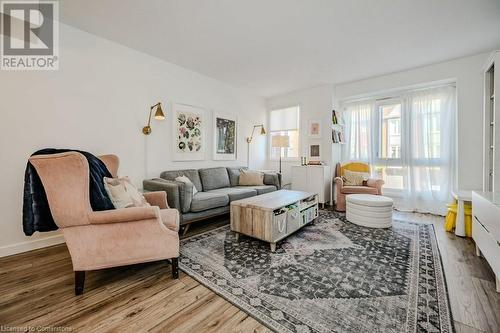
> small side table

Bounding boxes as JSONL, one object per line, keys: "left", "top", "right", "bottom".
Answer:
{"left": 452, "top": 190, "right": 472, "bottom": 237}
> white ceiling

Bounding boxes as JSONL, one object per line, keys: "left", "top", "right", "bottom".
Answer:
{"left": 59, "top": 0, "right": 500, "bottom": 97}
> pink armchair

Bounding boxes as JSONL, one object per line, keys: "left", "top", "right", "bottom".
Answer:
{"left": 334, "top": 162, "right": 384, "bottom": 212}
{"left": 29, "top": 152, "right": 180, "bottom": 295}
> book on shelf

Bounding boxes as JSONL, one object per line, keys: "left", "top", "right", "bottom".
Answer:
{"left": 332, "top": 129, "right": 345, "bottom": 143}
{"left": 332, "top": 109, "right": 345, "bottom": 127}
{"left": 332, "top": 110, "right": 338, "bottom": 125}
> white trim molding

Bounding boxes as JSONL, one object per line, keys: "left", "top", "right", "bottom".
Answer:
{"left": 0, "top": 234, "right": 65, "bottom": 258}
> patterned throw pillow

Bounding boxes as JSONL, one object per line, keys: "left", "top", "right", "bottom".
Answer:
{"left": 239, "top": 169, "right": 265, "bottom": 186}
{"left": 103, "top": 177, "right": 150, "bottom": 209}
{"left": 342, "top": 169, "right": 369, "bottom": 186}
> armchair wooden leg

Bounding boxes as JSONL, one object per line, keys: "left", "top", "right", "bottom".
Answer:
{"left": 75, "top": 271, "right": 85, "bottom": 295}
{"left": 171, "top": 258, "right": 179, "bottom": 279}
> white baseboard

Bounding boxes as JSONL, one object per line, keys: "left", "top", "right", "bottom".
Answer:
{"left": 0, "top": 234, "right": 65, "bottom": 258}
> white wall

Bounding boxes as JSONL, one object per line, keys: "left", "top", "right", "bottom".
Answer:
{"left": 265, "top": 85, "right": 334, "bottom": 184}
{"left": 334, "top": 52, "right": 491, "bottom": 192}
{"left": 0, "top": 23, "right": 266, "bottom": 257}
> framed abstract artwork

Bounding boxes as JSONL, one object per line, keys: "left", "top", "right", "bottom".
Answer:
{"left": 172, "top": 103, "right": 206, "bottom": 161}
{"left": 213, "top": 112, "right": 237, "bottom": 160}
{"left": 309, "top": 143, "right": 321, "bottom": 160}
{"left": 308, "top": 119, "right": 321, "bottom": 138}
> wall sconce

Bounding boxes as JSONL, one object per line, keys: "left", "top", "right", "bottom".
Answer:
{"left": 142, "top": 102, "right": 165, "bottom": 135}
{"left": 246, "top": 124, "right": 266, "bottom": 167}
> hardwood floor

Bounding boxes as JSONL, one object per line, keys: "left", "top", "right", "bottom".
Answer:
{"left": 395, "top": 212, "right": 499, "bottom": 333}
{"left": 0, "top": 211, "right": 498, "bottom": 332}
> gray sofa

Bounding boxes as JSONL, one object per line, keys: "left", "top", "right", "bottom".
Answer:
{"left": 143, "top": 167, "right": 281, "bottom": 232}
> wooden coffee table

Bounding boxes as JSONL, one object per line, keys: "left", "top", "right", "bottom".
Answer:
{"left": 230, "top": 190, "right": 318, "bottom": 252}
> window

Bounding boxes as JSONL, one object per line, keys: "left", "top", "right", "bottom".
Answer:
{"left": 341, "top": 84, "right": 456, "bottom": 215}
{"left": 378, "top": 103, "right": 401, "bottom": 159}
{"left": 374, "top": 100, "right": 404, "bottom": 190}
{"left": 269, "top": 106, "right": 300, "bottom": 160}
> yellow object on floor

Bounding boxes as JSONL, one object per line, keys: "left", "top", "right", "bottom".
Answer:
{"left": 445, "top": 203, "right": 457, "bottom": 232}
{"left": 445, "top": 201, "right": 473, "bottom": 237}
{"left": 464, "top": 203, "right": 472, "bottom": 238}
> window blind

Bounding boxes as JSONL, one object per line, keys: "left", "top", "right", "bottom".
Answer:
{"left": 270, "top": 106, "right": 299, "bottom": 131}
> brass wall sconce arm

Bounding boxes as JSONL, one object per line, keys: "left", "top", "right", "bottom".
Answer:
{"left": 246, "top": 124, "right": 266, "bottom": 167}
{"left": 142, "top": 102, "right": 165, "bottom": 135}
{"left": 246, "top": 124, "right": 266, "bottom": 143}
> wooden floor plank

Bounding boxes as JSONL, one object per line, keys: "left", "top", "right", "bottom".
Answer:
{"left": 471, "top": 277, "right": 499, "bottom": 333}
{"left": 454, "top": 321, "right": 487, "bottom": 333}
{"left": 66, "top": 278, "right": 190, "bottom": 332}
{"left": 0, "top": 211, "right": 498, "bottom": 333}
{"left": 97, "top": 284, "right": 213, "bottom": 333}
{"left": 151, "top": 293, "right": 232, "bottom": 333}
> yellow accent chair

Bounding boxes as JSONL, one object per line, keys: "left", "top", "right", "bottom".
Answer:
{"left": 334, "top": 162, "right": 384, "bottom": 212}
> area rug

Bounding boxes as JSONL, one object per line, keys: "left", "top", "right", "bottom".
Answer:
{"left": 179, "top": 210, "right": 454, "bottom": 333}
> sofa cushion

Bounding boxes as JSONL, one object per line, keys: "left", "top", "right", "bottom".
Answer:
{"left": 263, "top": 172, "right": 280, "bottom": 187}
{"left": 340, "top": 186, "right": 378, "bottom": 195}
{"left": 238, "top": 169, "right": 265, "bottom": 186}
{"left": 207, "top": 187, "right": 257, "bottom": 202}
{"left": 236, "top": 185, "right": 277, "bottom": 195}
{"left": 160, "top": 169, "right": 203, "bottom": 192}
{"left": 226, "top": 167, "right": 247, "bottom": 187}
{"left": 190, "top": 192, "right": 229, "bottom": 212}
{"left": 199, "top": 167, "right": 230, "bottom": 191}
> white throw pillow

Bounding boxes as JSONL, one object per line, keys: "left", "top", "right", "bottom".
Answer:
{"left": 103, "top": 177, "right": 150, "bottom": 209}
{"left": 175, "top": 175, "right": 198, "bottom": 195}
{"left": 342, "top": 170, "right": 369, "bottom": 186}
{"left": 238, "top": 169, "right": 265, "bottom": 186}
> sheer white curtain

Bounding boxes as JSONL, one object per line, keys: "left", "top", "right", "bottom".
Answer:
{"left": 340, "top": 85, "right": 456, "bottom": 215}
{"left": 342, "top": 100, "right": 375, "bottom": 164}
{"left": 401, "top": 86, "right": 456, "bottom": 214}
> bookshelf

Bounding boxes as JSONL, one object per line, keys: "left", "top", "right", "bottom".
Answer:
{"left": 483, "top": 50, "right": 499, "bottom": 191}
{"left": 331, "top": 110, "right": 345, "bottom": 144}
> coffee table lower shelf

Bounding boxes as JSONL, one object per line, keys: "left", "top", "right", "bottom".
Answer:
{"left": 230, "top": 190, "right": 319, "bottom": 252}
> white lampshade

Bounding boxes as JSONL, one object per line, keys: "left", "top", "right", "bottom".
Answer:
{"left": 272, "top": 135, "right": 290, "bottom": 148}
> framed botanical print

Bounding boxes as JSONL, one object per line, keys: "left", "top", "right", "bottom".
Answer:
{"left": 213, "top": 112, "right": 237, "bottom": 160}
{"left": 172, "top": 103, "right": 206, "bottom": 161}
{"left": 308, "top": 119, "right": 321, "bottom": 138}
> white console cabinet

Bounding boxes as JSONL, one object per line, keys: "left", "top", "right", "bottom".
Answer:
{"left": 291, "top": 165, "right": 331, "bottom": 207}
{"left": 472, "top": 191, "right": 500, "bottom": 292}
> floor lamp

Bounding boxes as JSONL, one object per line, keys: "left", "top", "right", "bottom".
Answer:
{"left": 271, "top": 135, "right": 290, "bottom": 174}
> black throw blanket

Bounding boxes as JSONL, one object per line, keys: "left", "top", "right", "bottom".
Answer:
{"left": 23, "top": 149, "right": 115, "bottom": 236}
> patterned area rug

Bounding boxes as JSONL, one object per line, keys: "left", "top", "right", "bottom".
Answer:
{"left": 179, "top": 210, "right": 454, "bottom": 333}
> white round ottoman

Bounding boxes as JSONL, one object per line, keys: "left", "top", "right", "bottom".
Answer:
{"left": 346, "top": 194, "right": 393, "bottom": 228}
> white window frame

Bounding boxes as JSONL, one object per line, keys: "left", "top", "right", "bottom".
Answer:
{"left": 268, "top": 105, "right": 300, "bottom": 162}
{"left": 372, "top": 98, "right": 407, "bottom": 194}
{"left": 373, "top": 98, "right": 404, "bottom": 167}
